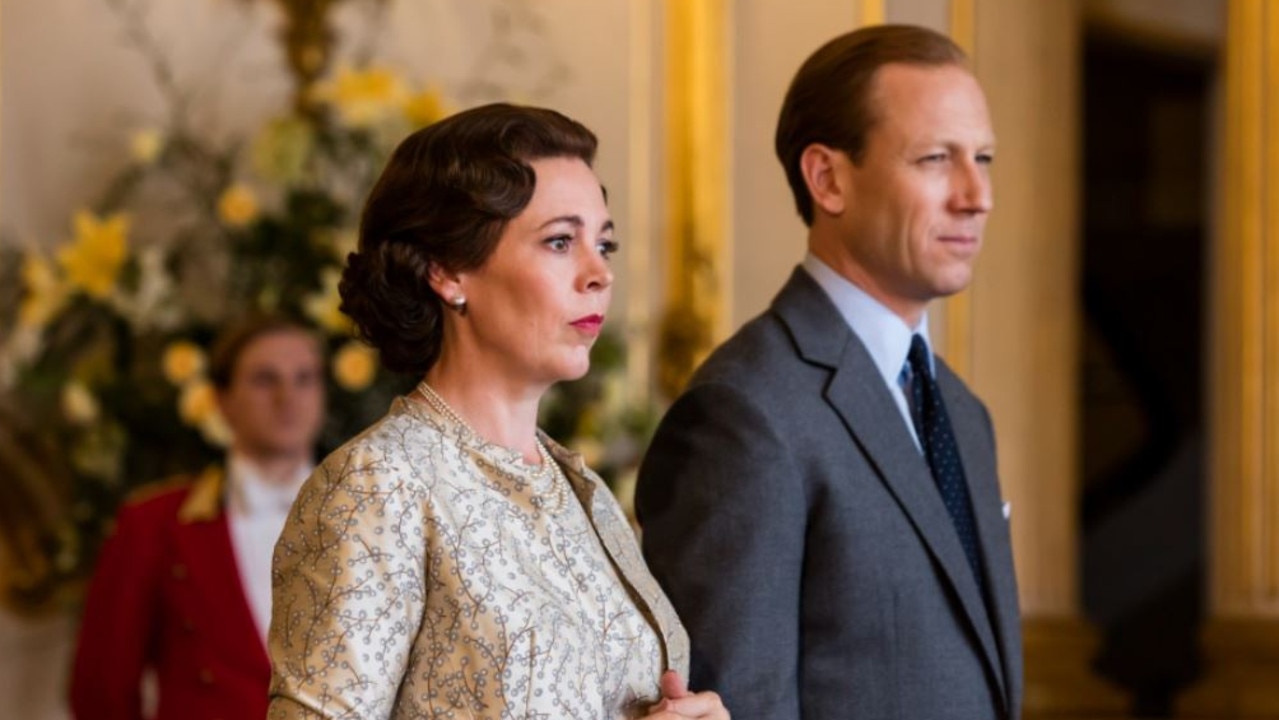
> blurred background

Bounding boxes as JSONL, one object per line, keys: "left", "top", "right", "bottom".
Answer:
{"left": 3, "top": 0, "right": 1278, "bottom": 718}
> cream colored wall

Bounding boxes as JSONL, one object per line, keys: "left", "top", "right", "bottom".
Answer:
{"left": 0, "top": 0, "right": 641, "bottom": 325}
{"left": 730, "top": 0, "right": 854, "bottom": 328}
{"left": 1, "top": 0, "right": 286, "bottom": 246}
{"left": 887, "top": 0, "right": 948, "bottom": 32}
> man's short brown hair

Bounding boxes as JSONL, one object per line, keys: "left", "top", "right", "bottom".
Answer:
{"left": 775, "top": 24, "right": 968, "bottom": 226}
{"left": 209, "top": 315, "right": 319, "bottom": 390}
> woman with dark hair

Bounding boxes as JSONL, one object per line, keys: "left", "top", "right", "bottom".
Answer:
{"left": 267, "top": 103, "right": 728, "bottom": 720}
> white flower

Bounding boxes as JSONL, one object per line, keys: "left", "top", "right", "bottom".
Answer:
{"left": 0, "top": 325, "right": 44, "bottom": 391}
{"left": 62, "top": 381, "right": 100, "bottom": 425}
{"left": 109, "top": 247, "right": 181, "bottom": 332}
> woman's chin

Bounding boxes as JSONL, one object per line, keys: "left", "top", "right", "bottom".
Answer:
{"left": 551, "top": 358, "right": 592, "bottom": 383}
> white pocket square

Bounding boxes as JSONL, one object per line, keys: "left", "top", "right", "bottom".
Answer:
{"left": 1002, "top": 501, "right": 1012, "bottom": 520}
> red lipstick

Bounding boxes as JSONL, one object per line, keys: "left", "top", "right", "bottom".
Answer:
{"left": 570, "top": 314, "right": 605, "bottom": 335}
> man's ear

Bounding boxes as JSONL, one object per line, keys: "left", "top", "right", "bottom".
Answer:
{"left": 800, "top": 143, "right": 850, "bottom": 218}
{"left": 426, "top": 261, "right": 464, "bottom": 304}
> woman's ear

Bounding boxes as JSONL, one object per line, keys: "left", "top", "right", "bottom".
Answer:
{"left": 426, "top": 262, "right": 464, "bottom": 306}
{"left": 800, "top": 143, "right": 851, "bottom": 218}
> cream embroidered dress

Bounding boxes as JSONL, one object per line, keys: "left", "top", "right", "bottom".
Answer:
{"left": 267, "top": 398, "right": 689, "bottom": 719}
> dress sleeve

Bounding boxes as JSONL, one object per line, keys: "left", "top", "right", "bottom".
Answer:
{"left": 69, "top": 499, "right": 167, "bottom": 720}
{"left": 267, "top": 443, "right": 428, "bottom": 720}
{"left": 636, "top": 381, "right": 807, "bottom": 717}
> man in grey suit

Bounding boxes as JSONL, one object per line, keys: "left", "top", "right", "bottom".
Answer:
{"left": 636, "top": 24, "right": 1022, "bottom": 720}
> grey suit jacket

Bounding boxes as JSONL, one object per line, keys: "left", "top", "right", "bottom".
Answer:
{"left": 637, "top": 267, "right": 1023, "bottom": 720}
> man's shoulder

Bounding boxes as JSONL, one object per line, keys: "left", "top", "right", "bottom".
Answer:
{"left": 120, "top": 474, "right": 199, "bottom": 513}
{"left": 107, "top": 468, "right": 219, "bottom": 538}
{"left": 692, "top": 310, "right": 797, "bottom": 380}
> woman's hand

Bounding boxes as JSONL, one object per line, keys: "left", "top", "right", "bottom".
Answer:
{"left": 642, "top": 670, "right": 730, "bottom": 719}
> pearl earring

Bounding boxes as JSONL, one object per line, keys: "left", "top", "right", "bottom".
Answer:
{"left": 450, "top": 296, "right": 466, "bottom": 312}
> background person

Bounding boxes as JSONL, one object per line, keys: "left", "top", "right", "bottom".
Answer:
{"left": 71, "top": 315, "right": 326, "bottom": 720}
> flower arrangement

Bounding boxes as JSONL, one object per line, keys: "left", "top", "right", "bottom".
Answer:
{"left": 0, "top": 0, "right": 651, "bottom": 614}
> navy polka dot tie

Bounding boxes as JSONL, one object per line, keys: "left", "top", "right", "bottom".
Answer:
{"left": 905, "top": 335, "right": 985, "bottom": 588}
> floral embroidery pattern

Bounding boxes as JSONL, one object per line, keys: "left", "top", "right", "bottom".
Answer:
{"left": 268, "top": 398, "right": 688, "bottom": 719}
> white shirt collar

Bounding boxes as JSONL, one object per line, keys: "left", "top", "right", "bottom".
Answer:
{"left": 801, "top": 252, "right": 933, "bottom": 386}
{"left": 226, "top": 451, "right": 310, "bottom": 516}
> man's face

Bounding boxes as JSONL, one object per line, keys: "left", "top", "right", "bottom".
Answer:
{"left": 218, "top": 330, "right": 325, "bottom": 461}
{"left": 836, "top": 63, "right": 994, "bottom": 322}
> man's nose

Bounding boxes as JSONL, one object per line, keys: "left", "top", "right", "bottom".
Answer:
{"left": 952, "top": 161, "right": 992, "bottom": 214}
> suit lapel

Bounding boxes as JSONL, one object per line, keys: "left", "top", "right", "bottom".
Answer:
{"left": 772, "top": 269, "right": 1009, "bottom": 710}
{"left": 940, "top": 367, "right": 1024, "bottom": 713}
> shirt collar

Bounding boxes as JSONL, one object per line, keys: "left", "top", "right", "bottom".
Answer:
{"left": 226, "top": 451, "right": 310, "bottom": 516}
{"left": 801, "top": 253, "right": 933, "bottom": 386}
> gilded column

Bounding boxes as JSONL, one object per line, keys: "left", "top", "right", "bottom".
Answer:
{"left": 964, "top": 0, "right": 1126, "bottom": 714}
{"left": 860, "top": 0, "right": 884, "bottom": 27}
{"left": 1180, "top": 0, "right": 1279, "bottom": 714}
{"left": 655, "top": 0, "right": 732, "bottom": 399}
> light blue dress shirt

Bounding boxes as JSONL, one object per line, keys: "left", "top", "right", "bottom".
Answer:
{"left": 800, "top": 253, "right": 933, "bottom": 451}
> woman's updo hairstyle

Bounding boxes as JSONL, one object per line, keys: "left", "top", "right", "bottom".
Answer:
{"left": 339, "top": 103, "right": 598, "bottom": 375}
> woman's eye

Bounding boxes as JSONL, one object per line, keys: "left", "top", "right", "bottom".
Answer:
{"left": 598, "top": 239, "right": 619, "bottom": 259}
{"left": 545, "top": 236, "right": 571, "bottom": 252}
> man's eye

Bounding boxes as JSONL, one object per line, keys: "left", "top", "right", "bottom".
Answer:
{"left": 251, "top": 374, "right": 278, "bottom": 387}
{"left": 598, "top": 239, "right": 619, "bottom": 259}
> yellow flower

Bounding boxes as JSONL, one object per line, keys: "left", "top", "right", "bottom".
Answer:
{"left": 403, "top": 87, "right": 448, "bottom": 127}
{"left": 161, "top": 341, "right": 206, "bottom": 386}
{"left": 333, "top": 342, "right": 377, "bottom": 391}
{"left": 199, "top": 411, "right": 233, "bottom": 448}
{"left": 179, "top": 379, "right": 219, "bottom": 426}
{"left": 61, "top": 381, "right": 100, "bottom": 425}
{"left": 317, "top": 65, "right": 408, "bottom": 127}
{"left": 130, "top": 129, "right": 164, "bottom": 164}
{"left": 217, "top": 184, "right": 259, "bottom": 227}
{"left": 57, "top": 211, "right": 130, "bottom": 300}
{"left": 17, "top": 253, "right": 67, "bottom": 328}
{"left": 304, "top": 267, "right": 353, "bottom": 335}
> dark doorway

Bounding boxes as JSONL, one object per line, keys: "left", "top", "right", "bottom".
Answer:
{"left": 1079, "top": 26, "right": 1215, "bottom": 718}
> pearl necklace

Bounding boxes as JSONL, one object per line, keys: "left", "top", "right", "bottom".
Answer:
{"left": 414, "top": 381, "right": 569, "bottom": 514}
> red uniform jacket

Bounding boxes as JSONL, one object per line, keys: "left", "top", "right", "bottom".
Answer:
{"left": 70, "top": 467, "right": 270, "bottom": 720}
